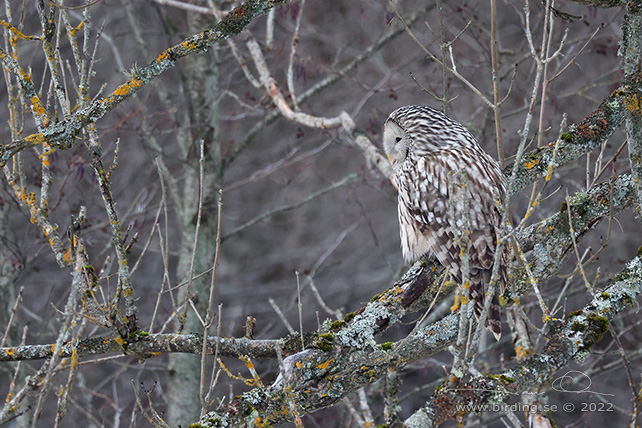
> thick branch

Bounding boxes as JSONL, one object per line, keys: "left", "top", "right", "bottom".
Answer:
{"left": 407, "top": 254, "right": 642, "bottom": 426}
{"left": 1, "top": 175, "right": 636, "bottom": 423}
{"left": 622, "top": 4, "right": 642, "bottom": 217}
{"left": 0, "top": 333, "right": 281, "bottom": 362}
{"left": 514, "top": 174, "right": 637, "bottom": 293}
{"left": 507, "top": 71, "right": 642, "bottom": 194}
{"left": 188, "top": 173, "right": 638, "bottom": 427}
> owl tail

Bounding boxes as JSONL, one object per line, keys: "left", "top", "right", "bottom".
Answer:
{"left": 470, "top": 268, "right": 503, "bottom": 341}
{"left": 486, "top": 293, "right": 502, "bottom": 341}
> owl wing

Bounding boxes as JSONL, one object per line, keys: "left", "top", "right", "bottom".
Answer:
{"left": 397, "top": 152, "right": 459, "bottom": 272}
{"left": 398, "top": 148, "right": 506, "bottom": 339}
{"left": 465, "top": 151, "right": 509, "bottom": 292}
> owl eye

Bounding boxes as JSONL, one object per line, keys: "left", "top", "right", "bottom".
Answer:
{"left": 395, "top": 137, "right": 402, "bottom": 143}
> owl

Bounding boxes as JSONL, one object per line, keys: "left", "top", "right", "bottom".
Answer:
{"left": 383, "top": 105, "right": 508, "bottom": 340}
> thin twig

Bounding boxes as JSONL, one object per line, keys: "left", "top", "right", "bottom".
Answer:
{"left": 268, "top": 298, "right": 295, "bottom": 334}
{"left": 182, "top": 140, "right": 206, "bottom": 330}
{"left": 287, "top": 0, "right": 304, "bottom": 110}
{"left": 200, "top": 189, "right": 223, "bottom": 408}
{"left": 222, "top": 173, "right": 358, "bottom": 240}
{"left": 295, "top": 271, "right": 305, "bottom": 352}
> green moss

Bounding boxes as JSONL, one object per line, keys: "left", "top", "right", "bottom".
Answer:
{"left": 614, "top": 270, "right": 631, "bottom": 282}
{"left": 578, "top": 313, "right": 609, "bottom": 351}
{"left": 623, "top": 293, "right": 634, "bottom": 306}
{"left": 488, "top": 374, "right": 514, "bottom": 384}
{"left": 316, "top": 340, "right": 333, "bottom": 352}
{"left": 240, "top": 402, "right": 256, "bottom": 418}
{"left": 319, "top": 333, "right": 334, "bottom": 341}
{"left": 330, "top": 320, "right": 346, "bottom": 330}
{"left": 568, "top": 309, "right": 583, "bottom": 317}
{"left": 560, "top": 132, "right": 573, "bottom": 143}
{"left": 370, "top": 293, "right": 381, "bottom": 302}
{"left": 128, "top": 330, "right": 149, "bottom": 340}
{"left": 600, "top": 292, "right": 610, "bottom": 300}
{"left": 343, "top": 312, "right": 357, "bottom": 322}
{"left": 314, "top": 333, "right": 336, "bottom": 352}
{"left": 570, "top": 321, "right": 586, "bottom": 332}
{"left": 379, "top": 342, "right": 393, "bottom": 351}
{"left": 638, "top": 246, "right": 642, "bottom": 257}
{"left": 559, "top": 201, "right": 568, "bottom": 212}
{"left": 500, "top": 374, "right": 514, "bottom": 383}
{"left": 523, "top": 151, "right": 541, "bottom": 162}
{"left": 586, "top": 313, "right": 609, "bottom": 334}
{"left": 498, "top": 295, "right": 509, "bottom": 306}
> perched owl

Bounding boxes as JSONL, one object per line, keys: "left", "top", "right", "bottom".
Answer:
{"left": 383, "top": 105, "right": 508, "bottom": 340}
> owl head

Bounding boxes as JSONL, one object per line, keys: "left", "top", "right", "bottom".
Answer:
{"left": 383, "top": 105, "right": 480, "bottom": 169}
{"left": 382, "top": 113, "right": 411, "bottom": 170}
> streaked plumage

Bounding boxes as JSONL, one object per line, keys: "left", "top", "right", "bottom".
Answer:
{"left": 383, "top": 105, "right": 508, "bottom": 339}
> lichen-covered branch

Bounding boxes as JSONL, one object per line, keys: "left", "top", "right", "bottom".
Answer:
{"left": 566, "top": 0, "right": 628, "bottom": 7}
{"left": 506, "top": 71, "right": 642, "bottom": 195}
{"left": 0, "top": 0, "right": 289, "bottom": 167}
{"left": 187, "top": 172, "right": 638, "bottom": 427}
{"left": 189, "top": 315, "right": 460, "bottom": 427}
{"left": 86, "top": 127, "right": 138, "bottom": 335}
{"left": 405, "top": 254, "right": 642, "bottom": 427}
{"left": 622, "top": 4, "right": 642, "bottom": 218}
{"left": 190, "top": 247, "right": 642, "bottom": 428}
{"left": 0, "top": 333, "right": 281, "bottom": 362}
{"left": 514, "top": 174, "right": 637, "bottom": 294}
{"left": 2, "top": 175, "right": 69, "bottom": 267}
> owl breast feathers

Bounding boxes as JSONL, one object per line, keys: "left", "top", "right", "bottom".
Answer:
{"left": 382, "top": 105, "right": 508, "bottom": 340}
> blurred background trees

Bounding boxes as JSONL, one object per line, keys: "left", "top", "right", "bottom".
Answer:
{"left": 0, "top": 0, "right": 640, "bottom": 427}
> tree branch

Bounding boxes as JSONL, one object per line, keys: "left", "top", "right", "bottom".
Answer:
{"left": 407, "top": 253, "right": 642, "bottom": 426}
{"left": 0, "top": 333, "right": 282, "bottom": 362}
{"left": 0, "top": 0, "right": 289, "bottom": 167}
{"left": 507, "top": 71, "right": 642, "bottom": 195}
{"left": 188, "top": 172, "right": 638, "bottom": 427}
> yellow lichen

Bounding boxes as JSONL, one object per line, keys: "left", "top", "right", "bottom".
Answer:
{"left": 25, "top": 132, "right": 46, "bottom": 146}
{"left": 624, "top": 94, "right": 640, "bottom": 112}
{"left": 113, "top": 78, "right": 143, "bottom": 97}
{"left": 180, "top": 40, "right": 198, "bottom": 51}
{"left": 316, "top": 358, "right": 334, "bottom": 370}
{"left": 451, "top": 293, "right": 461, "bottom": 312}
